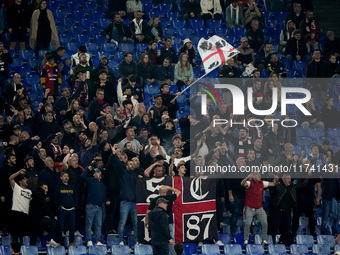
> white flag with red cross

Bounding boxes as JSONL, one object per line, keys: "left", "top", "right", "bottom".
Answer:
{"left": 198, "top": 35, "right": 239, "bottom": 74}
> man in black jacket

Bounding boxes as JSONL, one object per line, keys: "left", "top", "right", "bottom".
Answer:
{"left": 149, "top": 198, "right": 174, "bottom": 255}
{"left": 29, "top": 183, "right": 59, "bottom": 247}
{"left": 285, "top": 30, "right": 311, "bottom": 67}
{"left": 104, "top": 12, "right": 134, "bottom": 45}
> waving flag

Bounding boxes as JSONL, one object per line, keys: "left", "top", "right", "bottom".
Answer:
{"left": 198, "top": 35, "right": 239, "bottom": 75}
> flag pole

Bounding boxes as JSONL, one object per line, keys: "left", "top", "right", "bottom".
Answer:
{"left": 173, "top": 71, "right": 212, "bottom": 100}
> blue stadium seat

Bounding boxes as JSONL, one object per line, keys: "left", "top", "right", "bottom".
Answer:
{"left": 189, "top": 19, "right": 205, "bottom": 29}
{"left": 177, "top": 28, "right": 193, "bottom": 37}
{"left": 0, "top": 245, "right": 12, "bottom": 255}
{"left": 195, "top": 27, "right": 210, "bottom": 37}
{"left": 231, "top": 27, "right": 246, "bottom": 38}
{"left": 111, "top": 245, "right": 129, "bottom": 254}
{"left": 246, "top": 244, "right": 265, "bottom": 254}
{"left": 292, "top": 60, "right": 307, "bottom": 70}
{"left": 119, "top": 43, "right": 135, "bottom": 53}
{"left": 318, "top": 136, "right": 333, "bottom": 145}
{"left": 207, "top": 19, "right": 222, "bottom": 29}
{"left": 20, "top": 245, "right": 38, "bottom": 255}
{"left": 70, "top": 25, "right": 84, "bottom": 34}
{"left": 99, "top": 18, "right": 111, "bottom": 29}
{"left": 268, "top": 28, "right": 281, "bottom": 43}
{"left": 85, "top": 42, "right": 98, "bottom": 52}
{"left": 158, "top": 3, "right": 172, "bottom": 12}
{"left": 296, "top": 235, "right": 314, "bottom": 248}
{"left": 73, "top": 9, "right": 86, "bottom": 19}
{"left": 254, "top": 235, "right": 273, "bottom": 245}
{"left": 201, "top": 244, "right": 220, "bottom": 255}
{"left": 97, "top": 51, "right": 112, "bottom": 60}
{"left": 268, "top": 244, "right": 286, "bottom": 255}
{"left": 88, "top": 245, "right": 107, "bottom": 255}
{"left": 22, "top": 236, "right": 30, "bottom": 246}
{"left": 143, "top": 3, "right": 156, "bottom": 12}
{"left": 63, "top": 16, "right": 76, "bottom": 27}
{"left": 296, "top": 136, "right": 313, "bottom": 146}
{"left": 106, "top": 236, "right": 120, "bottom": 247}
{"left": 182, "top": 243, "right": 197, "bottom": 255}
{"left": 261, "top": 69, "right": 269, "bottom": 77}
{"left": 93, "top": 34, "right": 106, "bottom": 44}
{"left": 66, "top": 42, "right": 79, "bottom": 52}
{"left": 172, "top": 20, "right": 186, "bottom": 29}
{"left": 59, "top": 33, "right": 72, "bottom": 44}
{"left": 134, "top": 244, "right": 153, "bottom": 255}
{"left": 165, "top": 12, "right": 179, "bottom": 21}
{"left": 26, "top": 74, "right": 40, "bottom": 85}
{"left": 144, "top": 84, "right": 159, "bottom": 95}
{"left": 136, "top": 43, "right": 148, "bottom": 53}
{"left": 66, "top": 1, "right": 79, "bottom": 10}
{"left": 219, "top": 233, "right": 231, "bottom": 244}
{"left": 54, "top": 9, "right": 69, "bottom": 19}
{"left": 163, "top": 27, "right": 176, "bottom": 37}
{"left": 47, "top": 246, "right": 66, "bottom": 255}
{"left": 10, "top": 59, "right": 24, "bottom": 72}
{"left": 102, "top": 42, "right": 117, "bottom": 52}
{"left": 295, "top": 127, "right": 304, "bottom": 137}
{"left": 81, "top": 17, "right": 94, "bottom": 28}
{"left": 76, "top": 34, "right": 90, "bottom": 44}
{"left": 19, "top": 50, "right": 35, "bottom": 60}
{"left": 147, "top": 11, "right": 163, "bottom": 20}
{"left": 214, "top": 27, "right": 229, "bottom": 37}
{"left": 114, "top": 52, "right": 124, "bottom": 62}
{"left": 335, "top": 244, "right": 340, "bottom": 253}
{"left": 312, "top": 244, "right": 331, "bottom": 255}
{"left": 224, "top": 35, "right": 236, "bottom": 44}
{"left": 307, "top": 128, "right": 325, "bottom": 138}
{"left": 68, "top": 245, "right": 87, "bottom": 255}
{"left": 327, "top": 128, "right": 340, "bottom": 137}
{"left": 56, "top": 25, "right": 66, "bottom": 34}
{"left": 233, "top": 233, "right": 251, "bottom": 246}
{"left": 85, "top": 1, "right": 97, "bottom": 11}
{"left": 224, "top": 244, "right": 242, "bottom": 255}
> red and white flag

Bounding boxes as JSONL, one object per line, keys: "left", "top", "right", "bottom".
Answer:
{"left": 198, "top": 35, "right": 239, "bottom": 74}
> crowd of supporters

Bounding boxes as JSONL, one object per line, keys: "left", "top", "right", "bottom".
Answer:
{"left": 0, "top": 0, "right": 340, "bottom": 251}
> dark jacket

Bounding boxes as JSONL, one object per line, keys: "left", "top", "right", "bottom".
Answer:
{"left": 39, "top": 167, "right": 60, "bottom": 200}
{"left": 285, "top": 12, "right": 305, "bottom": 29}
{"left": 148, "top": 206, "right": 172, "bottom": 243}
{"left": 272, "top": 180, "right": 307, "bottom": 209}
{"left": 81, "top": 168, "right": 108, "bottom": 206}
{"left": 118, "top": 60, "right": 138, "bottom": 79}
{"left": 245, "top": 29, "right": 264, "bottom": 52}
{"left": 104, "top": 22, "right": 132, "bottom": 40}
{"left": 29, "top": 187, "right": 54, "bottom": 221}
{"left": 128, "top": 19, "right": 150, "bottom": 41}
{"left": 54, "top": 182, "right": 78, "bottom": 209}
{"left": 264, "top": 131, "right": 284, "bottom": 156}
{"left": 158, "top": 46, "right": 178, "bottom": 65}
{"left": 323, "top": 37, "right": 340, "bottom": 59}
{"left": 156, "top": 64, "right": 174, "bottom": 82}
{"left": 182, "top": 0, "right": 201, "bottom": 16}
{"left": 285, "top": 37, "right": 309, "bottom": 58}
{"left": 138, "top": 62, "right": 156, "bottom": 80}
{"left": 305, "top": 60, "right": 331, "bottom": 78}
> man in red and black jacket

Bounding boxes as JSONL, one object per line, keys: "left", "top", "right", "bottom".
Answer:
{"left": 40, "top": 54, "right": 62, "bottom": 97}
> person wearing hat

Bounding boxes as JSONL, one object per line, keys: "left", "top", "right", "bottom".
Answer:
{"left": 81, "top": 164, "right": 109, "bottom": 246}
{"left": 179, "top": 39, "right": 197, "bottom": 68}
{"left": 40, "top": 54, "right": 62, "bottom": 97}
{"left": 285, "top": 29, "right": 311, "bottom": 67}
{"left": 54, "top": 172, "right": 78, "bottom": 246}
{"left": 93, "top": 68, "right": 117, "bottom": 106}
{"left": 148, "top": 197, "right": 174, "bottom": 255}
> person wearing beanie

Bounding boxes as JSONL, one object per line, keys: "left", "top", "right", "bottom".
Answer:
{"left": 40, "top": 54, "right": 62, "bottom": 97}
{"left": 285, "top": 29, "right": 311, "bottom": 67}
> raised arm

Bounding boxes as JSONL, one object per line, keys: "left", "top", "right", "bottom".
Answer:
{"left": 9, "top": 169, "right": 26, "bottom": 189}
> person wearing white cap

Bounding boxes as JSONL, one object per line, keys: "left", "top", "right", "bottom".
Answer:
{"left": 179, "top": 39, "right": 197, "bottom": 68}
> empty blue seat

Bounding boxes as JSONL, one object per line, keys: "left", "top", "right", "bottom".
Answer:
{"left": 111, "top": 245, "right": 129, "bottom": 254}
{"left": 136, "top": 43, "right": 148, "bottom": 53}
{"left": 1, "top": 236, "right": 13, "bottom": 246}
{"left": 47, "top": 246, "right": 66, "bottom": 255}
{"left": 143, "top": 3, "right": 156, "bottom": 12}
{"left": 296, "top": 235, "right": 314, "bottom": 248}
{"left": 81, "top": 17, "right": 94, "bottom": 27}
{"left": 214, "top": 27, "right": 229, "bottom": 37}
{"left": 73, "top": 9, "right": 86, "bottom": 19}
{"left": 158, "top": 3, "right": 172, "bottom": 12}
{"left": 70, "top": 25, "right": 84, "bottom": 34}
{"left": 88, "top": 245, "right": 107, "bottom": 255}
{"left": 99, "top": 18, "right": 111, "bottom": 29}
{"left": 172, "top": 20, "right": 186, "bottom": 29}
{"left": 327, "top": 128, "right": 340, "bottom": 137}
{"left": 183, "top": 243, "right": 197, "bottom": 255}
{"left": 59, "top": 33, "right": 72, "bottom": 44}
{"left": 293, "top": 60, "right": 307, "bottom": 70}
{"left": 119, "top": 43, "right": 135, "bottom": 53}
{"left": 85, "top": 42, "right": 98, "bottom": 52}
{"left": 308, "top": 128, "right": 325, "bottom": 138}
{"left": 106, "top": 236, "right": 120, "bottom": 247}
{"left": 102, "top": 42, "right": 117, "bottom": 52}
{"left": 66, "top": 42, "right": 78, "bottom": 52}
{"left": 19, "top": 50, "right": 35, "bottom": 60}
{"left": 0, "top": 245, "right": 11, "bottom": 255}
{"left": 233, "top": 233, "right": 251, "bottom": 246}
{"left": 207, "top": 19, "right": 222, "bottom": 29}
{"left": 231, "top": 27, "right": 246, "bottom": 38}
{"left": 93, "top": 34, "right": 106, "bottom": 44}
{"left": 85, "top": 1, "right": 97, "bottom": 11}
{"left": 144, "top": 84, "right": 159, "bottom": 95}
{"left": 195, "top": 27, "right": 209, "bottom": 37}
{"left": 201, "top": 244, "right": 220, "bottom": 255}
{"left": 26, "top": 74, "right": 40, "bottom": 85}
{"left": 20, "top": 245, "right": 38, "bottom": 255}
{"left": 22, "top": 236, "right": 30, "bottom": 246}
{"left": 66, "top": 1, "right": 79, "bottom": 10}
{"left": 163, "top": 27, "right": 176, "bottom": 37}
{"left": 54, "top": 9, "right": 69, "bottom": 19}
{"left": 189, "top": 19, "right": 204, "bottom": 29}
{"left": 312, "top": 244, "right": 330, "bottom": 255}
{"left": 134, "top": 244, "right": 153, "bottom": 255}
{"left": 335, "top": 244, "right": 340, "bottom": 252}
{"left": 68, "top": 245, "right": 87, "bottom": 255}
{"left": 97, "top": 51, "right": 112, "bottom": 59}
{"left": 246, "top": 244, "right": 265, "bottom": 254}
{"left": 76, "top": 34, "right": 90, "bottom": 44}
{"left": 224, "top": 244, "right": 242, "bottom": 255}
{"left": 296, "top": 136, "right": 314, "bottom": 146}
{"left": 268, "top": 244, "right": 286, "bottom": 255}
{"left": 165, "top": 11, "right": 179, "bottom": 20}
{"left": 254, "top": 235, "right": 273, "bottom": 245}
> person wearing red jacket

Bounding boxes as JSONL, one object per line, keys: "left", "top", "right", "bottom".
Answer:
{"left": 241, "top": 172, "right": 278, "bottom": 246}
{"left": 40, "top": 54, "right": 62, "bottom": 97}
